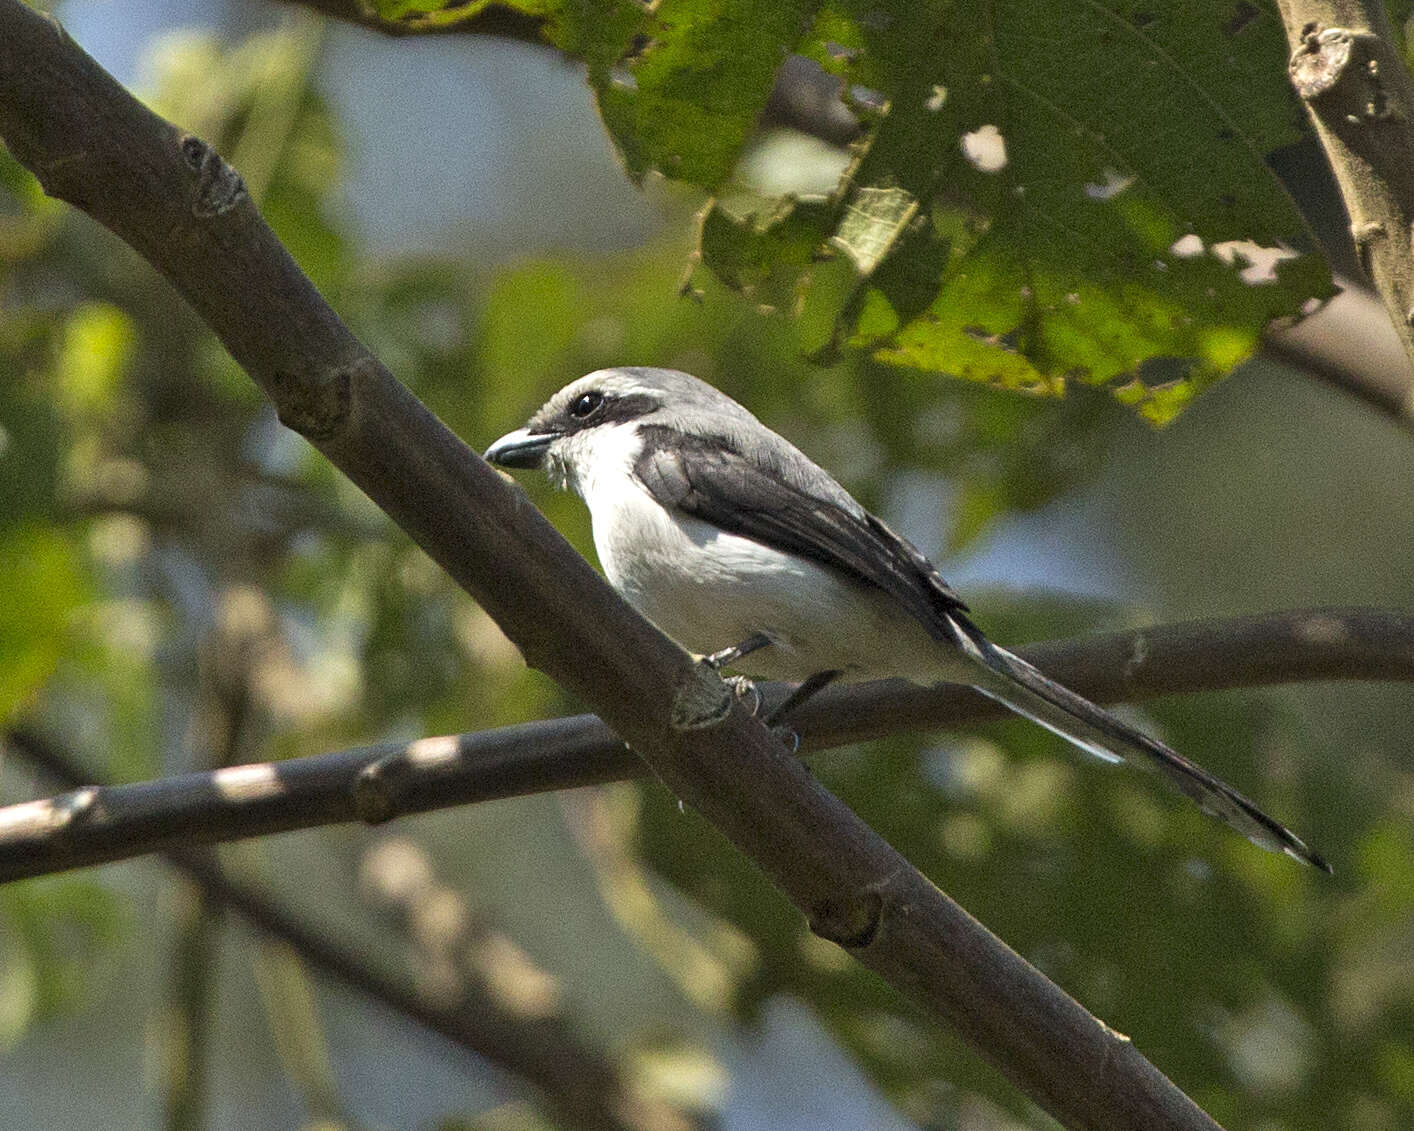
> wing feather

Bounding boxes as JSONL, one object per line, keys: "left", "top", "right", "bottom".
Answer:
{"left": 634, "top": 427, "right": 970, "bottom": 643}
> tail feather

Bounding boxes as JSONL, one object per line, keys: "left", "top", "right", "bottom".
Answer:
{"left": 963, "top": 635, "right": 1330, "bottom": 873}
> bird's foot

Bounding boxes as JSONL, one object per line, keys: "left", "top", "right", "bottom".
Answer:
{"left": 723, "top": 674, "right": 763, "bottom": 717}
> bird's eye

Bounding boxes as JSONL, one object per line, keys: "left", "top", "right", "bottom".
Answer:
{"left": 569, "top": 390, "right": 605, "bottom": 419}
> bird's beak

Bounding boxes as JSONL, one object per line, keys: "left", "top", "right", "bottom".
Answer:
{"left": 484, "top": 427, "right": 555, "bottom": 470}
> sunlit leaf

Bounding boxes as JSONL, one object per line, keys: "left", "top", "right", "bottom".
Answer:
{"left": 0, "top": 526, "right": 86, "bottom": 723}
{"left": 0, "top": 879, "right": 127, "bottom": 1026}
{"left": 54, "top": 303, "right": 136, "bottom": 421}
{"left": 0, "top": 917, "right": 37, "bottom": 1049}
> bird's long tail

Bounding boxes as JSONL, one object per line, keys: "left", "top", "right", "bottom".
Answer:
{"left": 959, "top": 632, "right": 1330, "bottom": 872}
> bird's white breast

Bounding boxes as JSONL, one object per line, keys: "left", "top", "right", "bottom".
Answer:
{"left": 561, "top": 424, "right": 952, "bottom": 683}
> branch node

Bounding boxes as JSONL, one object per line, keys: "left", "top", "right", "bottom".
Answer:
{"left": 1353, "top": 221, "right": 1388, "bottom": 278}
{"left": 1289, "top": 27, "right": 1372, "bottom": 102}
{"left": 178, "top": 134, "right": 248, "bottom": 217}
{"left": 271, "top": 360, "right": 354, "bottom": 441}
{"left": 1363, "top": 57, "right": 1392, "bottom": 122}
{"left": 808, "top": 887, "right": 884, "bottom": 949}
{"left": 1353, "top": 220, "right": 1387, "bottom": 245}
{"left": 1122, "top": 631, "right": 1150, "bottom": 684}
{"left": 352, "top": 755, "right": 403, "bottom": 824}
{"left": 670, "top": 660, "right": 733, "bottom": 731}
{"left": 33, "top": 785, "right": 103, "bottom": 838}
{"left": 1095, "top": 1016, "right": 1136, "bottom": 1078}
{"left": 31, "top": 151, "right": 88, "bottom": 206}
{"left": 1292, "top": 612, "right": 1353, "bottom": 647}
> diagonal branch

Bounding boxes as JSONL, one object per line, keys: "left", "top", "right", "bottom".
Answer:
{"left": 0, "top": 4, "right": 1227, "bottom": 1125}
{"left": 3, "top": 607, "right": 1410, "bottom": 883}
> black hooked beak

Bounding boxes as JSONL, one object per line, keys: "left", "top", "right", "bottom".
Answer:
{"left": 484, "top": 427, "right": 555, "bottom": 469}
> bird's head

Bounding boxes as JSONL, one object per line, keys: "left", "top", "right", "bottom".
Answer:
{"left": 484, "top": 367, "right": 752, "bottom": 494}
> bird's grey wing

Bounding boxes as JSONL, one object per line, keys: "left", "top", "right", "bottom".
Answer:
{"left": 633, "top": 427, "right": 970, "bottom": 643}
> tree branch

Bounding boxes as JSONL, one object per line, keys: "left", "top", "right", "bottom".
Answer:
{"left": 1279, "top": 1, "right": 1414, "bottom": 373}
{"left": 0, "top": 4, "right": 1227, "bottom": 1125}
{"left": 161, "top": 626, "right": 254, "bottom": 1131}
{"left": 3, "top": 607, "right": 1409, "bottom": 882}
{"left": 6, "top": 730, "right": 691, "bottom": 1131}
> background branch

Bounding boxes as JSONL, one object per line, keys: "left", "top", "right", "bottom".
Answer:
{"left": 161, "top": 622, "right": 254, "bottom": 1131}
{"left": 0, "top": 4, "right": 1233, "bottom": 1125}
{"left": 7, "top": 729, "right": 689, "bottom": 1131}
{"left": 3, "top": 607, "right": 1410, "bottom": 883}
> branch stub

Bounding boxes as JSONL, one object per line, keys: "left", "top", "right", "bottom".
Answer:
{"left": 1288, "top": 27, "right": 1384, "bottom": 105}
{"left": 179, "top": 133, "right": 248, "bottom": 217}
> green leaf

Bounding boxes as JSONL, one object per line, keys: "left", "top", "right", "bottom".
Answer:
{"left": 0, "top": 918, "right": 36, "bottom": 1049}
{"left": 367, "top": 0, "right": 605, "bottom": 40}
{"left": 715, "top": 0, "right": 1332, "bottom": 421}
{"left": 0, "top": 389, "right": 60, "bottom": 529}
{"left": 594, "top": 0, "right": 824, "bottom": 188}
{"left": 0, "top": 525, "right": 86, "bottom": 724}
{"left": 335, "top": 0, "right": 1333, "bottom": 420}
{"left": 53, "top": 303, "right": 136, "bottom": 421}
{"left": 0, "top": 879, "right": 127, "bottom": 1028}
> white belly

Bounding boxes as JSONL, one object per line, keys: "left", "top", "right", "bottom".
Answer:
{"left": 587, "top": 479, "right": 956, "bottom": 683}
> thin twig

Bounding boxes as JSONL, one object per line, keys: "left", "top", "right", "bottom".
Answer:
{"left": 4, "top": 607, "right": 1407, "bottom": 881}
{"left": 357, "top": 835, "right": 700, "bottom": 1131}
{"left": 162, "top": 631, "right": 253, "bottom": 1131}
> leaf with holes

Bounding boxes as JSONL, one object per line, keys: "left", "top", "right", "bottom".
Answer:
{"left": 687, "top": 0, "right": 1333, "bottom": 421}
{"left": 323, "top": 0, "right": 1334, "bottom": 422}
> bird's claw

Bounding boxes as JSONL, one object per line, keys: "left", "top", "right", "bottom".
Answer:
{"left": 723, "top": 675, "right": 763, "bottom": 717}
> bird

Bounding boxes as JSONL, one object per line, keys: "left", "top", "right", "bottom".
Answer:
{"left": 484, "top": 366, "right": 1330, "bottom": 872}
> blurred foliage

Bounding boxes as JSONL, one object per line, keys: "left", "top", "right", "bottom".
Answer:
{"left": 367, "top": 0, "right": 1338, "bottom": 422}
{"left": 0, "top": 10, "right": 1409, "bottom": 1131}
{"left": 0, "top": 878, "right": 125, "bottom": 1048}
